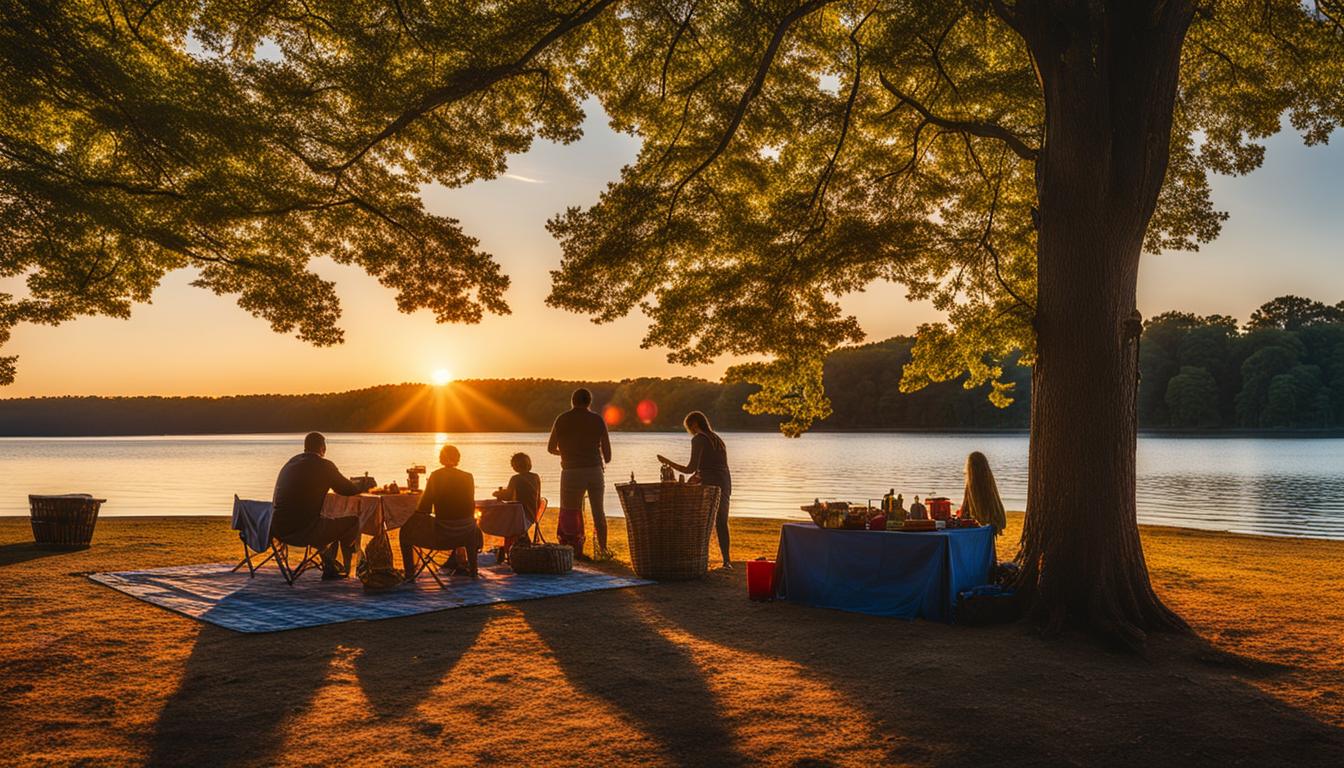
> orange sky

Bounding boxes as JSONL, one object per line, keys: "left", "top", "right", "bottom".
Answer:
{"left": 3, "top": 109, "right": 1342, "bottom": 398}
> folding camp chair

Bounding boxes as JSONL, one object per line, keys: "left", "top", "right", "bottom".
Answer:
{"left": 230, "top": 496, "right": 277, "bottom": 577}
{"left": 408, "top": 518, "right": 483, "bottom": 587}
{"left": 271, "top": 539, "right": 327, "bottom": 585}
{"left": 232, "top": 536, "right": 277, "bottom": 576}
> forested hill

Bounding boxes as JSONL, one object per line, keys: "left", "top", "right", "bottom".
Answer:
{"left": 0, "top": 337, "right": 1031, "bottom": 436}
{"left": 3, "top": 293, "right": 1342, "bottom": 436}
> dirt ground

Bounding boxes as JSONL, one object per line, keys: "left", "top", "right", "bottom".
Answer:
{"left": 1, "top": 512, "right": 1341, "bottom": 767}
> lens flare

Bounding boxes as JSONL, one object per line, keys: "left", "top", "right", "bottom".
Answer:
{"left": 636, "top": 399, "right": 659, "bottom": 425}
{"left": 603, "top": 404, "right": 625, "bottom": 426}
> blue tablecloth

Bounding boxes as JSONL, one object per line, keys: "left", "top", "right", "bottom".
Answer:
{"left": 773, "top": 523, "right": 996, "bottom": 621}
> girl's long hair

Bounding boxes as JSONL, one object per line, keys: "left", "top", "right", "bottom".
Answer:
{"left": 963, "top": 451, "right": 1007, "bottom": 535}
{"left": 684, "top": 411, "right": 725, "bottom": 454}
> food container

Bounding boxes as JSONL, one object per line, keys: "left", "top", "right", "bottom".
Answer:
{"left": 802, "top": 501, "right": 848, "bottom": 529}
{"left": 842, "top": 507, "right": 871, "bottom": 529}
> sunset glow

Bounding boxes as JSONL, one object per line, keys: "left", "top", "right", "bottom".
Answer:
{"left": 431, "top": 368, "right": 454, "bottom": 386}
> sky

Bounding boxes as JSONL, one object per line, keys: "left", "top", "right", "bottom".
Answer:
{"left": 3, "top": 107, "right": 1343, "bottom": 398}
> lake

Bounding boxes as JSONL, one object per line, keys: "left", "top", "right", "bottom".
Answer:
{"left": 2, "top": 432, "right": 1342, "bottom": 540}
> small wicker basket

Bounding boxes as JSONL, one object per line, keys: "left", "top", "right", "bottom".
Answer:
{"left": 509, "top": 526, "right": 573, "bottom": 575}
{"left": 29, "top": 494, "right": 106, "bottom": 550}
{"left": 617, "top": 482, "right": 720, "bottom": 581}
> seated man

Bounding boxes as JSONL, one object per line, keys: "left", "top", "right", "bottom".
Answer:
{"left": 271, "top": 432, "right": 363, "bottom": 579}
{"left": 400, "top": 444, "right": 483, "bottom": 579}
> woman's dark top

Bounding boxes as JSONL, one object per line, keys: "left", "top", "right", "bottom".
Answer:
{"left": 505, "top": 472, "right": 541, "bottom": 522}
{"left": 687, "top": 432, "right": 730, "bottom": 493}
{"left": 417, "top": 466, "right": 475, "bottom": 521}
{"left": 271, "top": 452, "right": 361, "bottom": 538}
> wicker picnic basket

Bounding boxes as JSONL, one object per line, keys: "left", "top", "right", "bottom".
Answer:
{"left": 29, "top": 494, "right": 106, "bottom": 550}
{"left": 617, "top": 482, "right": 720, "bottom": 581}
{"left": 509, "top": 525, "right": 573, "bottom": 575}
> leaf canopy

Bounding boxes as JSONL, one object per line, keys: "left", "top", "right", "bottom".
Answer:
{"left": 1, "top": 0, "right": 615, "bottom": 382}
{"left": 545, "top": 0, "right": 1343, "bottom": 433}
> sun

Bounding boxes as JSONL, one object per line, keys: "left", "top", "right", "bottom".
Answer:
{"left": 430, "top": 368, "right": 453, "bottom": 386}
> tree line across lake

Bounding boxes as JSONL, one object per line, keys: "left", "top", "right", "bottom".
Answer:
{"left": 1, "top": 295, "right": 1339, "bottom": 436}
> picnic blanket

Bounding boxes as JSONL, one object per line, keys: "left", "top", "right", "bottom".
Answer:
{"left": 88, "top": 557, "right": 650, "bottom": 633}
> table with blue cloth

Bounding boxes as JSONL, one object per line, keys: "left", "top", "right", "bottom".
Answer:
{"left": 773, "top": 523, "right": 996, "bottom": 621}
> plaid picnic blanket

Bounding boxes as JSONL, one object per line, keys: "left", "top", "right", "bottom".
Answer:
{"left": 89, "top": 557, "right": 650, "bottom": 633}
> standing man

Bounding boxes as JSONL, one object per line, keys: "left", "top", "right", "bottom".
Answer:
{"left": 548, "top": 388, "right": 612, "bottom": 561}
{"left": 271, "top": 432, "right": 363, "bottom": 579}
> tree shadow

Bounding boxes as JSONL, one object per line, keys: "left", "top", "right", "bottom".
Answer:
{"left": 637, "top": 581, "right": 1344, "bottom": 767}
{"left": 517, "top": 585, "right": 749, "bottom": 767}
{"left": 149, "top": 605, "right": 490, "bottom": 767}
{"left": 0, "top": 541, "right": 71, "bottom": 567}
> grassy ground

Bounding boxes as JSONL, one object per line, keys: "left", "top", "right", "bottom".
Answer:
{"left": 1, "top": 512, "right": 1341, "bottom": 767}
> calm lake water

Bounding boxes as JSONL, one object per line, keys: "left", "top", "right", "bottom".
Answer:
{"left": 2, "top": 432, "right": 1342, "bottom": 540}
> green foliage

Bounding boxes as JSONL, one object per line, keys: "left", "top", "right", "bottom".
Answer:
{"left": 1133, "top": 300, "right": 1344, "bottom": 429}
{"left": 544, "top": 0, "right": 1344, "bottom": 433}
{"left": 1, "top": 0, "right": 615, "bottom": 383}
{"left": 1164, "top": 366, "right": 1219, "bottom": 427}
{"left": 1245, "top": 295, "right": 1344, "bottom": 331}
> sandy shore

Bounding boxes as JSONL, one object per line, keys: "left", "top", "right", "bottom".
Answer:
{"left": 1, "top": 512, "right": 1341, "bottom": 767}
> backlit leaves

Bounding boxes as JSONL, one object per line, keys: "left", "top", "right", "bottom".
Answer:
{"left": 547, "top": 0, "right": 1343, "bottom": 434}
{"left": 0, "top": 0, "right": 610, "bottom": 383}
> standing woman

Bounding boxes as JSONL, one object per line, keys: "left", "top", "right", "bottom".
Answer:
{"left": 961, "top": 451, "right": 1008, "bottom": 536}
{"left": 657, "top": 411, "right": 733, "bottom": 569}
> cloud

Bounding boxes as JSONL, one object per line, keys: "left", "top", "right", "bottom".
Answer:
{"left": 502, "top": 173, "right": 544, "bottom": 184}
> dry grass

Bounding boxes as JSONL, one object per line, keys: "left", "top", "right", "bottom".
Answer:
{"left": 1, "top": 512, "right": 1341, "bottom": 767}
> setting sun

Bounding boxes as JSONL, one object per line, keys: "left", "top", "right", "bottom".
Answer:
{"left": 430, "top": 368, "right": 453, "bottom": 386}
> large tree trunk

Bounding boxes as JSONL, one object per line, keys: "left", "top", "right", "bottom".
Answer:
{"left": 1014, "top": 2, "right": 1195, "bottom": 648}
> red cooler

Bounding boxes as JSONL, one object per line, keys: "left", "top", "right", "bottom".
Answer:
{"left": 927, "top": 497, "right": 953, "bottom": 521}
{"left": 747, "top": 558, "right": 776, "bottom": 601}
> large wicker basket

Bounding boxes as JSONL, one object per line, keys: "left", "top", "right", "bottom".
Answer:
{"left": 29, "top": 494, "right": 106, "bottom": 550}
{"left": 617, "top": 482, "right": 721, "bottom": 581}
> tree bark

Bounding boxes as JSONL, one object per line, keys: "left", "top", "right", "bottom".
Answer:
{"left": 1013, "top": 1, "right": 1195, "bottom": 648}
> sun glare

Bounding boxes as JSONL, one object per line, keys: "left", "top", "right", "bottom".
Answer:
{"left": 431, "top": 368, "right": 453, "bottom": 386}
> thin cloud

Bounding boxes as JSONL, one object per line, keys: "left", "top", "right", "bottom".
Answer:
{"left": 502, "top": 173, "right": 544, "bottom": 184}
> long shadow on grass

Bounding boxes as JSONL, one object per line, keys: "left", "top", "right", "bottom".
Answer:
{"left": 517, "top": 585, "right": 748, "bottom": 767}
{"left": 642, "top": 578, "right": 1344, "bottom": 767}
{"left": 148, "top": 606, "right": 489, "bottom": 767}
{"left": 0, "top": 542, "right": 69, "bottom": 567}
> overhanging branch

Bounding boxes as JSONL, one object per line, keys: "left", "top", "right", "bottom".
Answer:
{"left": 877, "top": 73, "right": 1039, "bottom": 162}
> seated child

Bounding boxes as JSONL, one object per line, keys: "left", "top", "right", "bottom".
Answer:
{"left": 492, "top": 452, "right": 541, "bottom": 561}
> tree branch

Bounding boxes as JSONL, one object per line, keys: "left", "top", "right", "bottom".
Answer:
{"left": 878, "top": 73, "right": 1039, "bottom": 161}
{"left": 330, "top": 0, "right": 618, "bottom": 174}
{"left": 665, "top": 0, "right": 837, "bottom": 219}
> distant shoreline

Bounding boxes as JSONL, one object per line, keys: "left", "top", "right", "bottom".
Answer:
{"left": 2, "top": 427, "right": 1342, "bottom": 438}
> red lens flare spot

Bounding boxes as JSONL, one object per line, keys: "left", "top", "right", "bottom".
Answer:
{"left": 603, "top": 404, "right": 625, "bottom": 426}
{"left": 636, "top": 399, "right": 658, "bottom": 425}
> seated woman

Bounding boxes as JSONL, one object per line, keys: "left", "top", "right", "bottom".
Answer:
{"left": 960, "top": 451, "right": 1007, "bottom": 535}
{"left": 400, "top": 444, "right": 483, "bottom": 579}
{"left": 491, "top": 452, "right": 541, "bottom": 561}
